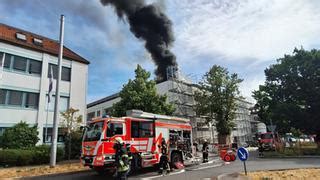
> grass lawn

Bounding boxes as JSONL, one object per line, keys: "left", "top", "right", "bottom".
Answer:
{"left": 0, "top": 162, "right": 88, "bottom": 178}
{"left": 245, "top": 168, "right": 320, "bottom": 180}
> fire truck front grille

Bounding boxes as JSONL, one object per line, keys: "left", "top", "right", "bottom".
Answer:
{"left": 84, "top": 156, "right": 93, "bottom": 164}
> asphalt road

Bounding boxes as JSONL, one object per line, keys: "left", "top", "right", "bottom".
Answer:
{"left": 25, "top": 151, "right": 320, "bottom": 180}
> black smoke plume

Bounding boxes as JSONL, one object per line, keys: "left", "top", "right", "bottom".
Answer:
{"left": 100, "top": 0, "right": 177, "bottom": 82}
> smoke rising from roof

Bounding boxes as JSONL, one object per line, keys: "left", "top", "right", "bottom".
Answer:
{"left": 100, "top": 0, "right": 177, "bottom": 82}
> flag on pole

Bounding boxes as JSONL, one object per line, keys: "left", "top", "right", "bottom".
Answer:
{"left": 48, "top": 65, "right": 53, "bottom": 103}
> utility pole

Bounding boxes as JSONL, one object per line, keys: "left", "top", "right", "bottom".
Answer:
{"left": 50, "top": 15, "right": 64, "bottom": 167}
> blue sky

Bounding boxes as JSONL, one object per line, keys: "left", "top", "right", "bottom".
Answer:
{"left": 1, "top": 0, "right": 320, "bottom": 103}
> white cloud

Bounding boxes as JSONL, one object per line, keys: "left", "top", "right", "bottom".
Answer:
{"left": 166, "top": 0, "right": 320, "bottom": 102}
{"left": 169, "top": 0, "right": 320, "bottom": 62}
{"left": 239, "top": 75, "right": 265, "bottom": 103}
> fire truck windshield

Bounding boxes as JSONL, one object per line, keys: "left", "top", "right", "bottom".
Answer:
{"left": 84, "top": 121, "right": 104, "bottom": 141}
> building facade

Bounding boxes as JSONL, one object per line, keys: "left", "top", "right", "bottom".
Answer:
{"left": 0, "top": 23, "right": 89, "bottom": 144}
{"left": 230, "top": 99, "right": 255, "bottom": 146}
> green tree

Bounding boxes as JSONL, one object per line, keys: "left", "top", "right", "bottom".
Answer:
{"left": 60, "top": 108, "right": 83, "bottom": 160}
{"left": 194, "top": 65, "right": 243, "bottom": 144}
{"left": 253, "top": 48, "right": 320, "bottom": 135}
{"left": 112, "top": 65, "right": 175, "bottom": 117}
{"left": 1, "top": 121, "right": 39, "bottom": 149}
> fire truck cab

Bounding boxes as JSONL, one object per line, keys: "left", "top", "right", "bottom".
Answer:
{"left": 81, "top": 110, "right": 193, "bottom": 174}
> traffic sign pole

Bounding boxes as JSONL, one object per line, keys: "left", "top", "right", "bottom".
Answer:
{"left": 237, "top": 147, "right": 249, "bottom": 176}
{"left": 243, "top": 161, "right": 247, "bottom": 175}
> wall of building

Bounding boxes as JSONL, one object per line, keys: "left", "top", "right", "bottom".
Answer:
{"left": 87, "top": 97, "right": 120, "bottom": 120}
{"left": 0, "top": 42, "right": 88, "bottom": 143}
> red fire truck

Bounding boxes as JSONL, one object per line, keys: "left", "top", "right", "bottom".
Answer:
{"left": 81, "top": 110, "right": 193, "bottom": 174}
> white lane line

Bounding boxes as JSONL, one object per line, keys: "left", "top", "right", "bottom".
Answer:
{"left": 140, "top": 169, "right": 186, "bottom": 180}
{"left": 140, "top": 160, "right": 222, "bottom": 179}
{"left": 191, "top": 163, "right": 223, "bottom": 171}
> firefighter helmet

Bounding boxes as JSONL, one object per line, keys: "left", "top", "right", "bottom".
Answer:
{"left": 115, "top": 137, "right": 124, "bottom": 144}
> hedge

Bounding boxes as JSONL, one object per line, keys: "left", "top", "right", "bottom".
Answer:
{"left": 0, "top": 145, "right": 64, "bottom": 167}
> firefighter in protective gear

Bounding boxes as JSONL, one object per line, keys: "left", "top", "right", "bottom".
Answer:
{"left": 202, "top": 140, "right": 209, "bottom": 163}
{"left": 113, "top": 137, "right": 129, "bottom": 180}
{"left": 125, "top": 143, "right": 133, "bottom": 175}
{"left": 158, "top": 138, "right": 170, "bottom": 174}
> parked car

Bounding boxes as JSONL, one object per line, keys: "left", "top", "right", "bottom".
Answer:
{"left": 284, "top": 133, "right": 297, "bottom": 143}
{"left": 299, "top": 135, "right": 311, "bottom": 142}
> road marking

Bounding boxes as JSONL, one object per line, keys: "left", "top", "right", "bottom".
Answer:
{"left": 140, "top": 160, "right": 222, "bottom": 179}
{"left": 141, "top": 169, "right": 186, "bottom": 180}
{"left": 190, "top": 163, "right": 223, "bottom": 171}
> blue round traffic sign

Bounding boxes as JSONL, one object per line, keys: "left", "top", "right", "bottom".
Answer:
{"left": 237, "top": 147, "right": 249, "bottom": 161}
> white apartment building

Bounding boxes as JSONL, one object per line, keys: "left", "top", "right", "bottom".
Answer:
{"left": 0, "top": 23, "right": 89, "bottom": 144}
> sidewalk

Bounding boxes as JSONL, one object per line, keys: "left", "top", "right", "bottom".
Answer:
{"left": 0, "top": 160, "right": 88, "bottom": 179}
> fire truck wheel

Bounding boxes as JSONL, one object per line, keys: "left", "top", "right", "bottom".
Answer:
{"left": 171, "top": 152, "right": 183, "bottom": 168}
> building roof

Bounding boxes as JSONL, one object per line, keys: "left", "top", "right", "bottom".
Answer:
{"left": 0, "top": 23, "right": 90, "bottom": 64}
{"left": 87, "top": 93, "right": 120, "bottom": 108}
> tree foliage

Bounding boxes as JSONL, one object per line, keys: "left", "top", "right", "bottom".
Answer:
{"left": 253, "top": 48, "right": 320, "bottom": 134}
{"left": 111, "top": 65, "right": 175, "bottom": 117}
{"left": 1, "top": 121, "right": 39, "bottom": 149}
{"left": 60, "top": 108, "right": 83, "bottom": 160}
{"left": 194, "top": 65, "right": 243, "bottom": 139}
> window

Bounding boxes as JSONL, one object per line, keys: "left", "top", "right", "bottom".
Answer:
{"left": 97, "top": 110, "right": 101, "bottom": 117}
{"left": 0, "top": 52, "right": 3, "bottom": 66}
{"left": 104, "top": 108, "right": 112, "bottom": 115}
{"left": 33, "top": 38, "right": 43, "bottom": 46}
{"left": 29, "top": 60, "right": 42, "bottom": 74}
{"left": 4, "top": 54, "right": 12, "bottom": 68}
{"left": 87, "top": 112, "right": 95, "bottom": 121}
{"left": 1, "top": 53, "right": 42, "bottom": 75}
{"left": 48, "top": 64, "right": 71, "bottom": 81}
{"left": 0, "top": 127, "right": 7, "bottom": 136}
{"left": 84, "top": 122, "right": 104, "bottom": 141}
{"left": 107, "top": 123, "right": 123, "bottom": 137}
{"left": 131, "top": 121, "right": 139, "bottom": 138}
{"left": 43, "top": 128, "right": 67, "bottom": 143}
{"left": 0, "top": 89, "right": 7, "bottom": 104}
{"left": 8, "top": 90, "right": 23, "bottom": 106}
{"left": 62, "top": 67, "right": 71, "bottom": 81}
{"left": 48, "top": 64, "right": 58, "bottom": 79}
{"left": 0, "top": 89, "right": 39, "bottom": 109}
{"left": 25, "top": 92, "right": 39, "bottom": 108}
{"left": 16, "top": 33, "right": 27, "bottom": 41}
{"left": 131, "top": 121, "right": 154, "bottom": 138}
{"left": 13, "top": 55, "right": 27, "bottom": 71}
{"left": 46, "top": 95, "right": 69, "bottom": 112}
{"left": 140, "top": 121, "right": 154, "bottom": 137}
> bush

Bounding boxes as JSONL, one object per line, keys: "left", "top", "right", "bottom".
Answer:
{"left": 0, "top": 145, "right": 64, "bottom": 167}
{"left": 1, "top": 121, "right": 39, "bottom": 149}
{"left": 64, "top": 131, "right": 83, "bottom": 160}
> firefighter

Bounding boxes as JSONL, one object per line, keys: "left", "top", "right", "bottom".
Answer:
{"left": 125, "top": 143, "right": 133, "bottom": 175}
{"left": 202, "top": 140, "right": 209, "bottom": 163}
{"left": 158, "top": 138, "right": 170, "bottom": 174}
{"left": 258, "top": 138, "right": 264, "bottom": 157}
{"left": 113, "top": 137, "right": 129, "bottom": 180}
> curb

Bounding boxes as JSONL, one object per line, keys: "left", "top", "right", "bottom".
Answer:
{"left": 217, "top": 172, "right": 249, "bottom": 180}
{"left": 260, "top": 155, "right": 320, "bottom": 159}
{"left": 216, "top": 167, "right": 320, "bottom": 180}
